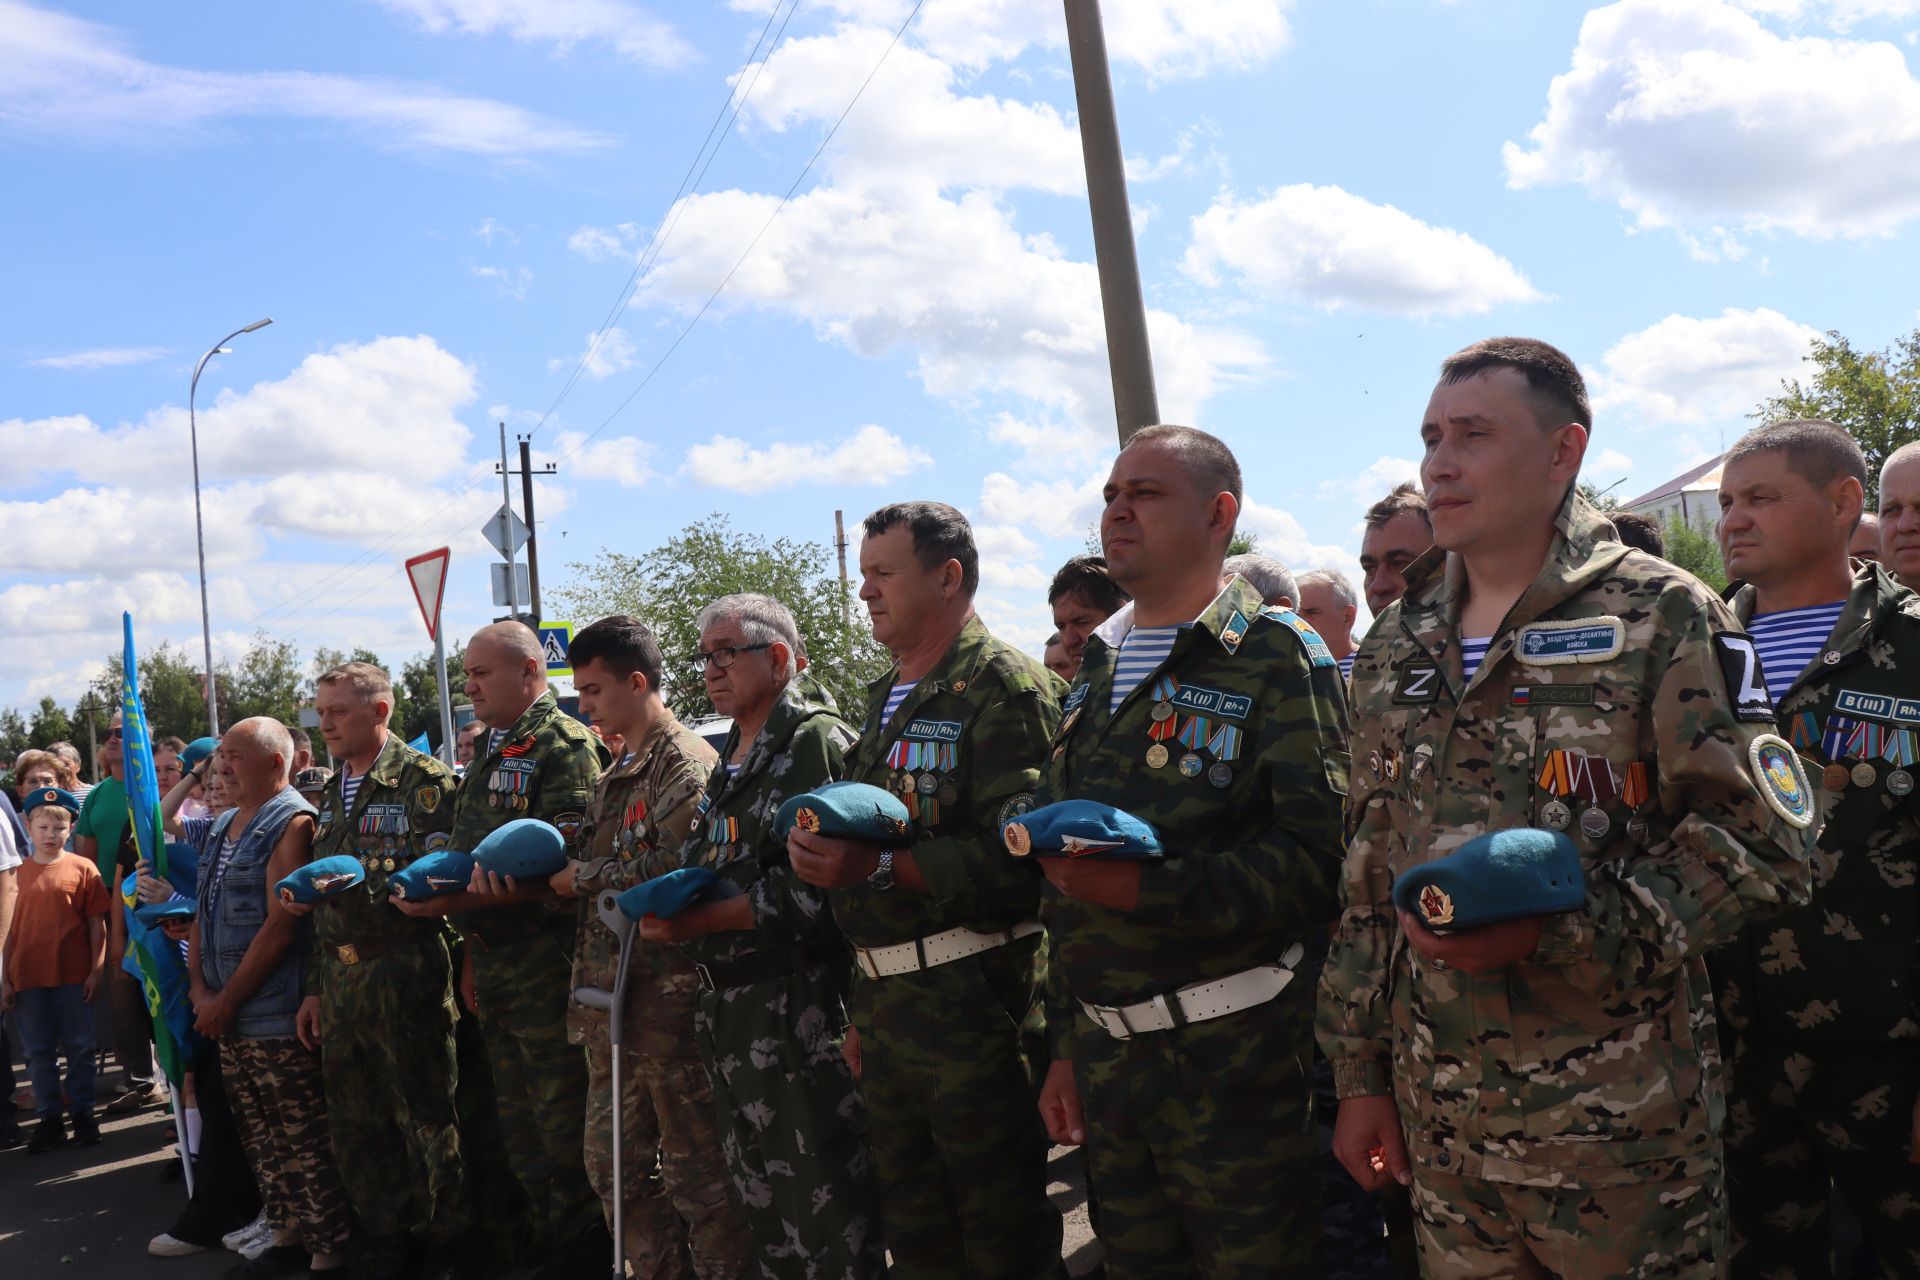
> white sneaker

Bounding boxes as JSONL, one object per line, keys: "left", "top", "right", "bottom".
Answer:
{"left": 222, "top": 1212, "right": 269, "bottom": 1253}
{"left": 235, "top": 1220, "right": 275, "bottom": 1262}
{"left": 148, "top": 1232, "right": 210, "bottom": 1257}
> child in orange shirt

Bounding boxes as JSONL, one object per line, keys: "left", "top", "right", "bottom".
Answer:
{"left": 1, "top": 786, "right": 109, "bottom": 1153}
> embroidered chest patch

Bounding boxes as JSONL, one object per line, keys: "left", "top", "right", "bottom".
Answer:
{"left": 1516, "top": 618, "right": 1626, "bottom": 665}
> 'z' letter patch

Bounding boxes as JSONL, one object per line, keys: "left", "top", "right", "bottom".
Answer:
{"left": 1393, "top": 664, "right": 1441, "bottom": 704}
{"left": 1713, "top": 632, "right": 1776, "bottom": 724}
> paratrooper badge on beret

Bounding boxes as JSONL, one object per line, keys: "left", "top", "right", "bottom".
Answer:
{"left": 388, "top": 850, "right": 476, "bottom": 900}
{"left": 1391, "top": 828, "right": 1586, "bottom": 934}
{"left": 23, "top": 786, "right": 79, "bottom": 815}
{"left": 276, "top": 855, "right": 366, "bottom": 905}
{"left": 1000, "top": 799, "right": 1164, "bottom": 860}
{"left": 772, "top": 781, "right": 911, "bottom": 843}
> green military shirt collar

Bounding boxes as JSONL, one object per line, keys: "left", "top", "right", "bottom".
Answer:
{"left": 607, "top": 707, "right": 684, "bottom": 784}
{"left": 1086, "top": 573, "right": 1266, "bottom": 661}
{"left": 361, "top": 730, "right": 416, "bottom": 789}
{"left": 473, "top": 690, "right": 560, "bottom": 769}
{"left": 1727, "top": 561, "right": 1920, "bottom": 700}
{"left": 1393, "top": 487, "right": 1629, "bottom": 690}
{"left": 861, "top": 611, "right": 994, "bottom": 738}
{"left": 716, "top": 681, "right": 835, "bottom": 798}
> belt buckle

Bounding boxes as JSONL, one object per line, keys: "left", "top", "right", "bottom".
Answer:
{"left": 853, "top": 948, "right": 881, "bottom": 981}
{"left": 693, "top": 962, "right": 715, "bottom": 991}
{"left": 1089, "top": 1002, "right": 1131, "bottom": 1039}
{"left": 335, "top": 943, "right": 360, "bottom": 966}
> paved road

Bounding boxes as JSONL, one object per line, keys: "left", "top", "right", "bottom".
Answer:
{"left": 2, "top": 1092, "right": 1103, "bottom": 1277}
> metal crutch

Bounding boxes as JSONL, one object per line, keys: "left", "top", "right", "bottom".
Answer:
{"left": 572, "top": 889, "right": 637, "bottom": 1280}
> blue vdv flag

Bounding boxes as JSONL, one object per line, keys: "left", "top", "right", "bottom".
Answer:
{"left": 119, "top": 613, "right": 198, "bottom": 1085}
{"left": 409, "top": 731, "right": 432, "bottom": 754}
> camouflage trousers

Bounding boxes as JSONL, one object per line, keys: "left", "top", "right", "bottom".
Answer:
{"left": 1073, "top": 994, "right": 1319, "bottom": 1279}
{"left": 1410, "top": 1161, "right": 1724, "bottom": 1278}
{"left": 472, "top": 925, "right": 603, "bottom": 1248}
{"left": 848, "top": 940, "right": 1066, "bottom": 1280}
{"left": 694, "top": 967, "right": 887, "bottom": 1280}
{"left": 1725, "top": 1036, "right": 1920, "bottom": 1278}
{"left": 221, "top": 1034, "right": 354, "bottom": 1257}
{"left": 319, "top": 940, "right": 470, "bottom": 1242}
{"left": 579, "top": 1015, "right": 752, "bottom": 1279}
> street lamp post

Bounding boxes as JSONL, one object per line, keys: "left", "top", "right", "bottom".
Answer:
{"left": 189, "top": 318, "right": 273, "bottom": 738}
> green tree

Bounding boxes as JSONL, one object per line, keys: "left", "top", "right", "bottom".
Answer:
{"left": 28, "top": 696, "right": 74, "bottom": 750}
{"left": 1578, "top": 480, "right": 1623, "bottom": 513}
{"left": 1756, "top": 327, "right": 1920, "bottom": 504}
{"left": 222, "top": 634, "right": 305, "bottom": 728}
{"left": 551, "top": 514, "right": 888, "bottom": 721}
{"left": 1663, "top": 514, "right": 1727, "bottom": 593}
{"left": 85, "top": 642, "right": 210, "bottom": 744}
{"left": 0, "top": 708, "right": 28, "bottom": 763}
{"left": 397, "top": 643, "right": 469, "bottom": 749}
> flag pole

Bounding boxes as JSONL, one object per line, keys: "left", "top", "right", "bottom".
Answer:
{"left": 170, "top": 1081, "right": 196, "bottom": 1197}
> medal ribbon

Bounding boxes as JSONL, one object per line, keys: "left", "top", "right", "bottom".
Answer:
{"left": 887, "top": 740, "right": 909, "bottom": 769}
{"left": 1622, "top": 761, "right": 1649, "bottom": 809}
{"left": 1536, "top": 749, "right": 1574, "bottom": 797}
{"left": 1845, "top": 719, "right": 1875, "bottom": 761}
{"left": 1150, "top": 674, "right": 1179, "bottom": 701}
{"left": 1176, "top": 716, "right": 1211, "bottom": 750}
{"left": 1147, "top": 715, "right": 1177, "bottom": 742}
{"left": 1823, "top": 715, "right": 1859, "bottom": 762}
{"left": 1787, "top": 712, "right": 1820, "bottom": 753}
{"left": 1206, "top": 723, "right": 1242, "bottom": 762}
{"left": 1885, "top": 729, "right": 1917, "bottom": 768}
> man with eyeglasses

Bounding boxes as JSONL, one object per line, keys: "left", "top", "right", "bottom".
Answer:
{"left": 76, "top": 712, "right": 164, "bottom": 1115}
{"left": 395, "top": 620, "right": 613, "bottom": 1279}
{"left": 637, "top": 593, "right": 887, "bottom": 1278}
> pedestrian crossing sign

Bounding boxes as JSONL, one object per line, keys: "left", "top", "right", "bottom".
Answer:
{"left": 538, "top": 621, "right": 573, "bottom": 680}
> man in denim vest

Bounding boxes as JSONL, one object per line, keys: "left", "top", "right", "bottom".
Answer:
{"left": 189, "top": 717, "right": 353, "bottom": 1278}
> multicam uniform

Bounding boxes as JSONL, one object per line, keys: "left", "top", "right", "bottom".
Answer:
{"left": 1713, "top": 563, "right": 1920, "bottom": 1276}
{"left": 1040, "top": 575, "right": 1351, "bottom": 1278}
{"left": 307, "top": 733, "right": 469, "bottom": 1246}
{"left": 448, "top": 691, "right": 609, "bottom": 1250}
{"left": 671, "top": 682, "right": 886, "bottom": 1280}
{"left": 567, "top": 709, "right": 750, "bottom": 1279}
{"left": 832, "top": 614, "right": 1067, "bottom": 1279}
{"left": 1319, "top": 492, "right": 1818, "bottom": 1278}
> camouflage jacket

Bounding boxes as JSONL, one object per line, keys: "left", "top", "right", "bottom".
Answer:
{"left": 832, "top": 613, "right": 1064, "bottom": 947}
{"left": 672, "top": 682, "right": 858, "bottom": 971}
{"left": 449, "top": 690, "right": 609, "bottom": 950}
{"left": 1317, "top": 490, "right": 1816, "bottom": 1187}
{"left": 1039, "top": 575, "right": 1351, "bottom": 1059}
{"left": 1713, "top": 563, "right": 1920, "bottom": 1047}
{"left": 567, "top": 708, "right": 717, "bottom": 1046}
{"left": 306, "top": 732, "right": 458, "bottom": 985}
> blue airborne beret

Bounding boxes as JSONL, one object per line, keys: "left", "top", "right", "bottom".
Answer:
{"left": 275, "top": 855, "right": 366, "bottom": 905}
{"left": 615, "top": 867, "right": 737, "bottom": 921}
{"left": 180, "top": 737, "right": 219, "bottom": 773}
{"left": 472, "top": 818, "right": 568, "bottom": 881}
{"left": 1392, "top": 828, "right": 1586, "bottom": 933}
{"left": 773, "top": 782, "right": 911, "bottom": 844}
{"left": 388, "top": 851, "right": 476, "bottom": 901}
{"left": 1001, "top": 800, "right": 1164, "bottom": 860}
{"left": 135, "top": 899, "right": 196, "bottom": 927}
{"left": 22, "top": 786, "right": 79, "bottom": 816}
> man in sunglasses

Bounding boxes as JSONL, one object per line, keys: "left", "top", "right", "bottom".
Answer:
{"left": 75, "top": 712, "right": 165, "bottom": 1115}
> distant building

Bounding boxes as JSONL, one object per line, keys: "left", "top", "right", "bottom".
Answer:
{"left": 1622, "top": 452, "right": 1727, "bottom": 536}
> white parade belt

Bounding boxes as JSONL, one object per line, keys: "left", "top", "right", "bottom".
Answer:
{"left": 853, "top": 920, "right": 1045, "bottom": 980}
{"left": 1079, "top": 942, "right": 1307, "bottom": 1040}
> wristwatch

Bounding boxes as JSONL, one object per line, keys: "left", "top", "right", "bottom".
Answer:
{"left": 868, "top": 848, "right": 895, "bottom": 891}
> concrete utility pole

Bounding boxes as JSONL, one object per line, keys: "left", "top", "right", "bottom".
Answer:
{"left": 501, "top": 438, "right": 558, "bottom": 623}
{"left": 834, "top": 510, "right": 852, "bottom": 628}
{"left": 1063, "top": 0, "right": 1159, "bottom": 444}
{"left": 498, "top": 423, "right": 521, "bottom": 621}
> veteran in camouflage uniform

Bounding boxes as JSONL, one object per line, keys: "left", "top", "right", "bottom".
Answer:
{"left": 637, "top": 593, "right": 885, "bottom": 1280}
{"left": 291, "top": 662, "right": 469, "bottom": 1279}
{"left": 784, "top": 502, "right": 1066, "bottom": 1279}
{"left": 1707, "top": 421, "right": 1920, "bottom": 1277}
{"left": 551, "top": 616, "right": 750, "bottom": 1279}
{"left": 396, "top": 621, "right": 611, "bottom": 1275}
{"left": 1320, "top": 340, "right": 1817, "bottom": 1278}
{"left": 1033, "top": 426, "right": 1351, "bottom": 1279}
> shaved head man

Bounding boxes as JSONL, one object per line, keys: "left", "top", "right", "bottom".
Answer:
{"left": 1882, "top": 442, "right": 1920, "bottom": 591}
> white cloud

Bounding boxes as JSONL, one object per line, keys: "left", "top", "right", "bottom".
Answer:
{"left": 0, "top": 1, "right": 611, "bottom": 157}
{"left": 979, "top": 469, "right": 1106, "bottom": 542}
{"left": 29, "top": 346, "right": 167, "bottom": 370}
{"left": 683, "top": 424, "right": 931, "bottom": 494}
{"left": 369, "top": 0, "right": 693, "bottom": 68}
{"left": 472, "top": 217, "right": 517, "bottom": 245}
{"left": 1588, "top": 306, "right": 1822, "bottom": 425}
{"left": 1505, "top": 0, "right": 1920, "bottom": 238}
{"left": 1589, "top": 447, "right": 1637, "bottom": 476}
{"left": 1734, "top": 0, "right": 1920, "bottom": 27}
{"left": 549, "top": 431, "right": 655, "bottom": 487}
{"left": 1240, "top": 500, "right": 1364, "bottom": 580}
{"left": 567, "top": 222, "right": 643, "bottom": 261}
{"left": 470, "top": 263, "right": 533, "bottom": 298}
{"left": 549, "top": 326, "right": 638, "bottom": 379}
{"left": 1322, "top": 455, "right": 1422, "bottom": 505}
{"left": 1183, "top": 185, "right": 1543, "bottom": 317}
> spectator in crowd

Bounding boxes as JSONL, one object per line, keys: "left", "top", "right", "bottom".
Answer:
{"left": 1042, "top": 632, "right": 1075, "bottom": 681}
{"left": 1223, "top": 551, "right": 1298, "bottom": 606}
{"left": 49, "top": 742, "right": 90, "bottom": 806}
{"left": 189, "top": 719, "right": 352, "bottom": 1275}
{"left": 14, "top": 747, "right": 77, "bottom": 801}
{"left": 1608, "top": 511, "right": 1667, "bottom": 559}
{"left": 155, "top": 737, "right": 188, "bottom": 793}
{"left": 1046, "top": 555, "right": 1129, "bottom": 683}
{"left": 281, "top": 722, "right": 315, "bottom": 777}
{"left": 0, "top": 778, "right": 21, "bottom": 1149}
{"left": 1296, "top": 569, "right": 1361, "bottom": 679}
{"left": 454, "top": 720, "right": 487, "bottom": 775}
{"left": 1358, "top": 482, "right": 1434, "bottom": 614}
{"left": 1884, "top": 441, "right": 1920, "bottom": 592}
{"left": 1849, "top": 511, "right": 1881, "bottom": 564}
{"left": 2, "top": 786, "right": 108, "bottom": 1154}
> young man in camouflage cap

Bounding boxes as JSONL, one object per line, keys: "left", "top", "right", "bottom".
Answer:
{"left": 395, "top": 621, "right": 611, "bottom": 1277}
{"left": 288, "top": 661, "right": 468, "bottom": 1280}
{"left": 1035, "top": 424, "right": 1351, "bottom": 1277}
{"left": 637, "top": 593, "right": 886, "bottom": 1279}
{"left": 1321, "top": 338, "right": 1817, "bottom": 1277}
{"left": 1710, "top": 420, "right": 1920, "bottom": 1276}
{"left": 785, "top": 501, "right": 1067, "bottom": 1279}
{"left": 547, "top": 615, "right": 750, "bottom": 1279}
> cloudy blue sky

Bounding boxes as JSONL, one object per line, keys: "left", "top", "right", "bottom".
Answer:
{"left": 4, "top": 0, "right": 1918, "bottom": 718}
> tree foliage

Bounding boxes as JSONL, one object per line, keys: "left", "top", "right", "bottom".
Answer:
{"left": 551, "top": 514, "right": 889, "bottom": 721}
{"left": 1756, "top": 327, "right": 1920, "bottom": 505}
{"left": 28, "top": 696, "right": 74, "bottom": 750}
{"left": 1663, "top": 514, "right": 1727, "bottom": 594}
{"left": 397, "top": 643, "right": 470, "bottom": 749}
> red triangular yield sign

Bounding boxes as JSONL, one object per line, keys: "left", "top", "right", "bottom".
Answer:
{"left": 405, "top": 548, "right": 451, "bottom": 641}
